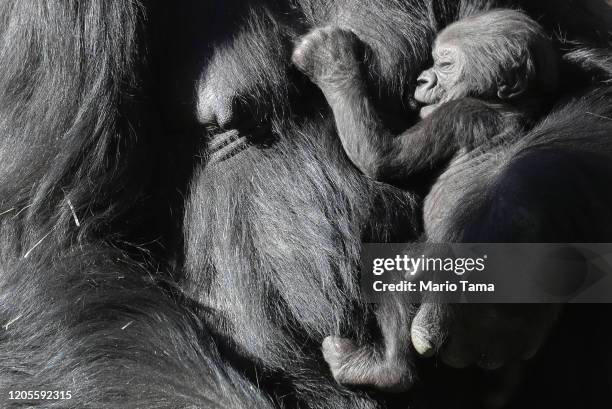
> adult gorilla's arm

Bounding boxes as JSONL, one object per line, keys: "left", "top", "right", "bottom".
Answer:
{"left": 190, "top": 5, "right": 418, "bottom": 409}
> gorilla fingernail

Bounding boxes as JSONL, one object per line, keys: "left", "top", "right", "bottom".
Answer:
{"left": 207, "top": 129, "right": 251, "bottom": 164}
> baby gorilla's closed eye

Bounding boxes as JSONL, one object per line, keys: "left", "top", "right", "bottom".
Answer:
{"left": 293, "top": 8, "right": 558, "bottom": 392}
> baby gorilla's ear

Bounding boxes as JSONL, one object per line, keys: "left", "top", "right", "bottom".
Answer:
{"left": 496, "top": 52, "right": 534, "bottom": 100}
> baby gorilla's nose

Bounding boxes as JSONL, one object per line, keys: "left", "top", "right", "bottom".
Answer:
{"left": 414, "top": 69, "right": 439, "bottom": 104}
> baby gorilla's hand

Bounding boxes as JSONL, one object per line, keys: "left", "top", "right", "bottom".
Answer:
{"left": 292, "top": 27, "right": 362, "bottom": 90}
{"left": 419, "top": 103, "right": 440, "bottom": 119}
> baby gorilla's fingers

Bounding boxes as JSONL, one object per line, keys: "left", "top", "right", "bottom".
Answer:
{"left": 292, "top": 26, "right": 361, "bottom": 87}
{"left": 291, "top": 32, "right": 322, "bottom": 75}
{"left": 322, "top": 336, "right": 358, "bottom": 372}
{"left": 418, "top": 103, "right": 440, "bottom": 119}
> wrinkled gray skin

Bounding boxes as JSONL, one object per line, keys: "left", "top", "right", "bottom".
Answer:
{"left": 292, "top": 9, "right": 560, "bottom": 392}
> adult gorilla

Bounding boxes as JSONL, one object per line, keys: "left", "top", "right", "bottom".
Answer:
{"left": 190, "top": 0, "right": 612, "bottom": 408}
{"left": 0, "top": 1, "right": 611, "bottom": 409}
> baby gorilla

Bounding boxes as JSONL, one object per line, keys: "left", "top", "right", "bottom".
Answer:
{"left": 292, "top": 9, "right": 558, "bottom": 391}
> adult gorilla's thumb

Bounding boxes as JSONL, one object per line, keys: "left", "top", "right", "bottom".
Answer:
{"left": 196, "top": 83, "right": 234, "bottom": 129}
{"left": 410, "top": 303, "right": 450, "bottom": 357}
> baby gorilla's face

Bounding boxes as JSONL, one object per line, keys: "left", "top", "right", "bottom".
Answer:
{"left": 414, "top": 41, "right": 470, "bottom": 118}
{"left": 413, "top": 9, "right": 558, "bottom": 119}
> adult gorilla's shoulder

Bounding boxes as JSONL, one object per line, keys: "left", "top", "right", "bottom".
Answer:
{"left": 0, "top": 247, "right": 275, "bottom": 408}
{"left": 0, "top": 1, "right": 272, "bottom": 407}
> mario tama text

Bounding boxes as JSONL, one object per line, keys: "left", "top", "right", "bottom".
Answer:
{"left": 360, "top": 243, "right": 612, "bottom": 303}
{"left": 374, "top": 279, "right": 494, "bottom": 293}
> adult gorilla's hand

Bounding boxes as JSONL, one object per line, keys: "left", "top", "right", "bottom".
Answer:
{"left": 196, "top": 10, "right": 293, "bottom": 131}
{"left": 411, "top": 303, "right": 561, "bottom": 369}
{"left": 197, "top": 66, "right": 235, "bottom": 129}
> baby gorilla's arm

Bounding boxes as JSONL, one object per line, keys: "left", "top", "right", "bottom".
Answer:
{"left": 293, "top": 27, "right": 507, "bottom": 186}
{"left": 292, "top": 26, "right": 410, "bottom": 181}
{"left": 292, "top": 27, "right": 392, "bottom": 177}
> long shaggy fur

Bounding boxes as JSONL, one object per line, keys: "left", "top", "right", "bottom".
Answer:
{"left": 188, "top": 0, "right": 612, "bottom": 408}
{"left": 1, "top": 0, "right": 612, "bottom": 408}
{"left": 0, "top": 1, "right": 274, "bottom": 408}
{"left": 185, "top": 117, "right": 418, "bottom": 408}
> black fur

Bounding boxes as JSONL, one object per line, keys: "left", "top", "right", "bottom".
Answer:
{"left": 191, "top": 0, "right": 612, "bottom": 407}
{"left": 0, "top": 1, "right": 274, "bottom": 408}
{"left": 1, "top": 1, "right": 612, "bottom": 409}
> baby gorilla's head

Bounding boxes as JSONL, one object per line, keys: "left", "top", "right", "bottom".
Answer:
{"left": 415, "top": 9, "right": 558, "bottom": 117}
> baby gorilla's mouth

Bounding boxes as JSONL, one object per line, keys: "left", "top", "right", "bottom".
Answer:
{"left": 413, "top": 91, "right": 440, "bottom": 119}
